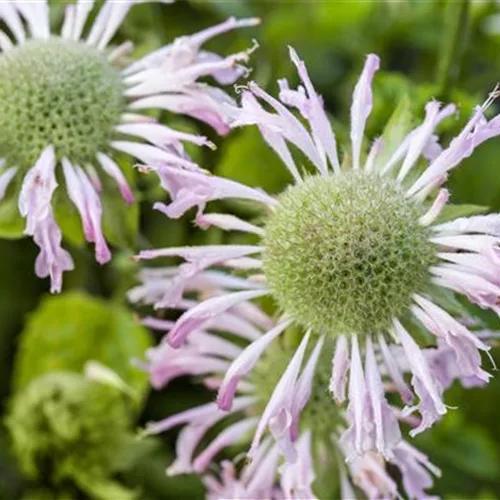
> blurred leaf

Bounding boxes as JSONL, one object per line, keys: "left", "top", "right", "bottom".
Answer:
{"left": 436, "top": 203, "right": 489, "bottom": 223}
{"left": 449, "top": 140, "right": 500, "bottom": 211}
{"left": 54, "top": 191, "right": 85, "bottom": 247}
{"left": 215, "top": 127, "right": 292, "bottom": 210}
{"left": 13, "top": 292, "right": 152, "bottom": 407}
{"left": 102, "top": 188, "right": 139, "bottom": 249}
{"left": 0, "top": 191, "right": 24, "bottom": 239}
{"left": 373, "top": 93, "right": 414, "bottom": 171}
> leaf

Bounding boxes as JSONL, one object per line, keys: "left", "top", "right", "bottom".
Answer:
{"left": 435, "top": 203, "right": 489, "bottom": 223}
{"left": 101, "top": 187, "right": 139, "bottom": 249}
{"left": 54, "top": 190, "right": 86, "bottom": 247}
{"left": 0, "top": 190, "right": 24, "bottom": 239}
{"left": 216, "top": 127, "right": 293, "bottom": 194}
{"left": 13, "top": 292, "right": 152, "bottom": 408}
{"left": 373, "top": 93, "right": 414, "bottom": 171}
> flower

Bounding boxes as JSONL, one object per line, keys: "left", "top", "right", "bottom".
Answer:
{"left": 130, "top": 293, "right": 446, "bottom": 500}
{"left": 134, "top": 49, "right": 499, "bottom": 463}
{"left": 0, "top": 0, "right": 258, "bottom": 292}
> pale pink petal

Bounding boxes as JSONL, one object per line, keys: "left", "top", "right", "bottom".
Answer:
{"left": 196, "top": 212, "right": 265, "bottom": 236}
{"left": 19, "top": 146, "right": 57, "bottom": 236}
{"left": 193, "top": 417, "right": 258, "bottom": 473}
{"left": 96, "top": 152, "right": 134, "bottom": 204}
{"left": 364, "top": 335, "right": 402, "bottom": 459}
{"left": 144, "top": 396, "right": 255, "bottom": 436}
{"left": 344, "top": 334, "right": 368, "bottom": 456}
{"left": 167, "top": 289, "right": 269, "bottom": 348}
{"left": 288, "top": 46, "right": 340, "bottom": 172}
{"left": 116, "top": 122, "right": 215, "bottom": 150}
{"left": 407, "top": 104, "right": 500, "bottom": 198}
{"left": 130, "top": 86, "right": 238, "bottom": 136}
{"left": 433, "top": 213, "right": 500, "bottom": 236}
{"left": 62, "top": 160, "right": 111, "bottom": 264}
{"left": 290, "top": 335, "right": 325, "bottom": 439}
{"left": 397, "top": 102, "right": 455, "bottom": 182}
{"left": 419, "top": 189, "right": 449, "bottom": 226}
{"left": 378, "top": 334, "right": 413, "bottom": 404}
{"left": 249, "top": 330, "right": 311, "bottom": 461}
{"left": 364, "top": 137, "right": 383, "bottom": 173}
{"left": 392, "top": 441, "right": 441, "bottom": 500}
{"left": 152, "top": 165, "right": 277, "bottom": 220}
{"left": 329, "top": 334, "right": 350, "bottom": 404}
{"left": 217, "top": 319, "right": 292, "bottom": 411}
{"left": 111, "top": 140, "right": 198, "bottom": 170}
{"left": 0, "top": 3, "right": 26, "bottom": 43}
{"left": 393, "top": 319, "right": 446, "bottom": 415}
{"left": 280, "top": 430, "right": 316, "bottom": 500}
{"left": 33, "top": 213, "right": 74, "bottom": 293}
{"left": 350, "top": 54, "right": 380, "bottom": 170}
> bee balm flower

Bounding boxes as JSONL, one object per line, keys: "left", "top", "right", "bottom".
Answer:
{"left": 135, "top": 49, "right": 498, "bottom": 460}
{"left": 131, "top": 299, "right": 443, "bottom": 500}
{"left": 0, "top": 0, "right": 257, "bottom": 292}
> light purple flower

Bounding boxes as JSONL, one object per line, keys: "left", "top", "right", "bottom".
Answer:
{"left": 0, "top": 0, "right": 257, "bottom": 292}
{"left": 133, "top": 48, "right": 499, "bottom": 479}
{"left": 135, "top": 304, "right": 444, "bottom": 500}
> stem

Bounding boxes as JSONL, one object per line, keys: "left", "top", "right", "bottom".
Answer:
{"left": 436, "top": 0, "right": 471, "bottom": 100}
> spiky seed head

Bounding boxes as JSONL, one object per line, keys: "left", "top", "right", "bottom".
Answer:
{"left": 0, "top": 38, "right": 125, "bottom": 169}
{"left": 263, "top": 171, "right": 436, "bottom": 337}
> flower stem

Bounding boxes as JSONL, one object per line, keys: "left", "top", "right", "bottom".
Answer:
{"left": 436, "top": 0, "right": 471, "bottom": 100}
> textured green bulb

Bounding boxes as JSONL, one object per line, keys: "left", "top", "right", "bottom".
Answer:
{"left": 0, "top": 38, "right": 125, "bottom": 170}
{"left": 263, "top": 171, "right": 436, "bottom": 337}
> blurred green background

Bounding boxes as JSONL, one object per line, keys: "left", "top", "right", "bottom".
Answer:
{"left": 2, "top": 0, "right": 500, "bottom": 499}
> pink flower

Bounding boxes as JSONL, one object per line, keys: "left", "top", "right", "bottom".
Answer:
{"left": 0, "top": 1, "right": 258, "bottom": 292}
{"left": 134, "top": 300, "right": 444, "bottom": 499}
{"left": 133, "top": 47, "right": 499, "bottom": 487}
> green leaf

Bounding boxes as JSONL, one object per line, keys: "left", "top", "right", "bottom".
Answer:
{"left": 373, "top": 94, "right": 414, "bottom": 171}
{"left": 101, "top": 189, "right": 139, "bottom": 249}
{"left": 13, "top": 292, "right": 152, "bottom": 407}
{"left": 435, "top": 203, "right": 489, "bottom": 223}
{"left": 54, "top": 190, "right": 86, "bottom": 247}
{"left": 216, "top": 127, "right": 292, "bottom": 194}
{"left": 0, "top": 190, "right": 24, "bottom": 239}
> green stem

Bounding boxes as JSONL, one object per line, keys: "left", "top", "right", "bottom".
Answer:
{"left": 436, "top": 0, "right": 471, "bottom": 100}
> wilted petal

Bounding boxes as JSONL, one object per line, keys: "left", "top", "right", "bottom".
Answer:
{"left": 392, "top": 441, "right": 441, "bottom": 500}
{"left": 393, "top": 318, "right": 446, "bottom": 417}
{"left": 33, "top": 213, "right": 74, "bottom": 293}
{"left": 152, "top": 165, "right": 277, "bottom": 220}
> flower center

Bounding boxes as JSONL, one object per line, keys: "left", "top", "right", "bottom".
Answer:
{"left": 0, "top": 38, "right": 125, "bottom": 169}
{"left": 263, "top": 171, "right": 436, "bottom": 337}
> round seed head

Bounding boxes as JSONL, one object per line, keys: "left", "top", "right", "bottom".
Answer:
{"left": 0, "top": 38, "right": 125, "bottom": 169}
{"left": 263, "top": 171, "right": 436, "bottom": 337}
